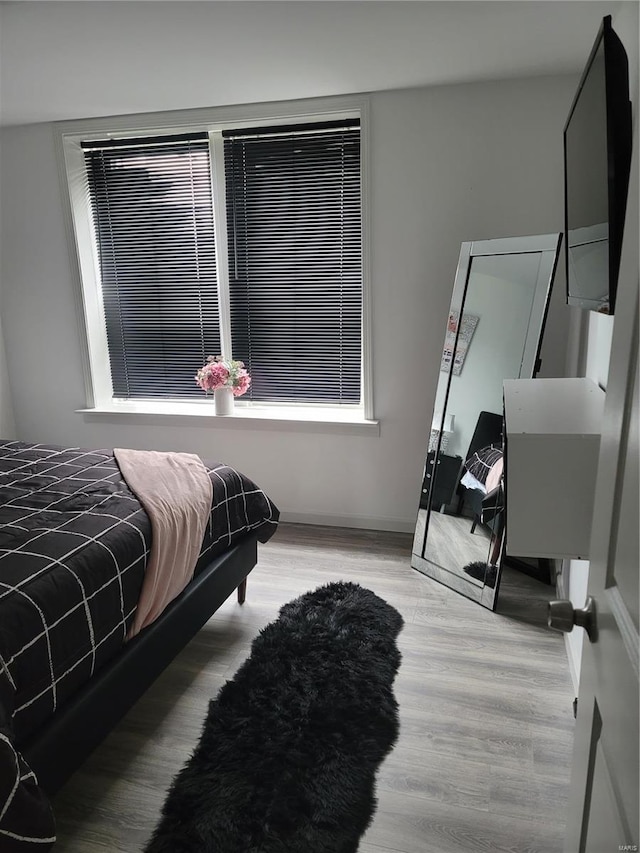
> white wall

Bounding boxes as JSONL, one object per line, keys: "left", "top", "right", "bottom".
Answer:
{"left": 0, "top": 133, "right": 16, "bottom": 437}
{"left": 0, "top": 315, "right": 15, "bottom": 439}
{"left": 0, "top": 37, "right": 16, "bottom": 437}
{"left": 0, "top": 74, "right": 577, "bottom": 530}
{"left": 442, "top": 253, "right": 551, "bottom": 459}
{"left": 562, "top": 0, "right": 639, "bottom": 689}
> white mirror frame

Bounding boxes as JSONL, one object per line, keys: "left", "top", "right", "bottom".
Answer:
{"left": 411, "top": 232, "right": 563, "bottom": 610}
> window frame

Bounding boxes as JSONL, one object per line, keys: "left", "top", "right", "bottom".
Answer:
{"left": 55, "top": 95, "right": 373, "bottom": 425}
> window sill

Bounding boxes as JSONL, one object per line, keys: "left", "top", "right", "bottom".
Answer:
{"left": 76, "top": 401, "right": 380, "bottom": 436}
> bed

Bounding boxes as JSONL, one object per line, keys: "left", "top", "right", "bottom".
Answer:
{"left": 457, "top": 410, "right": 504, "bottom": 532}
{"left": 0, "top": 440, "right": 279, "bottom": 849}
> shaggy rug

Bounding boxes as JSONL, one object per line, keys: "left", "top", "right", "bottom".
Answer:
{"left": 463, "top": 560, "right": 498, "bottom": 588}
{"left": 144, "top": 581, "right": 404, "bottom": 853}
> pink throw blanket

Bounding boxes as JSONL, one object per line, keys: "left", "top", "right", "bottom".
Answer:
{"left": 114, "top": 449, "right": 213, "bottom": 639}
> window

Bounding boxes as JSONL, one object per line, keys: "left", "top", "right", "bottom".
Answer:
{"left": 83, "top": 133, "right": 221, "bottom": 399}
{"left": 224, "top": 123, "right": 361, "bottom": 404}
{"left": 65, "top": 108, "right": 365, "bottom": 413}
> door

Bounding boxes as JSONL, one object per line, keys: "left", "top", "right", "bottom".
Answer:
{"left": 563, "top": 172, "right": 639, "bottom": 849}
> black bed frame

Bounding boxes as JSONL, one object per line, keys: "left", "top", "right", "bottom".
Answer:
{"left": 19, "top": 534, "right": 259, "bottom": 795}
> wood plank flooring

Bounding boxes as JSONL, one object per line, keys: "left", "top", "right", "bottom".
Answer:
{"left": 51, "top": 523, "right": 575, "bottom": 853}
{"left": 420, "top": 511, "right": 493, "bottom": 574}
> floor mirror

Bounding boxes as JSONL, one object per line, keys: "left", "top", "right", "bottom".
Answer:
{"left": 411, "top": 233, "right": 562, "bottom": 609}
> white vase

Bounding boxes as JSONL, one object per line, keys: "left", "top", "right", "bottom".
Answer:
{"left": 214, "top": 386, "right": 234, "bottom": 416}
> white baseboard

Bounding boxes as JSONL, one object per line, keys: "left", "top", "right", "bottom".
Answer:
{"left": 279, "top": 510, "right": 415, "bottom": 534}
{"left": 557, "top": 559, "right": 581, "bottom": 694}
{"left": 564, "top": 632, "right": 581, "bottom": 695}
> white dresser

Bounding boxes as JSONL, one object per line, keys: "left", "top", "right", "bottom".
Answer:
{"left": 503, "top": 377, "right": 605, "bottom": 559}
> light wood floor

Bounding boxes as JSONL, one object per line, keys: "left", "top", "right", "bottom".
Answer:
{"left": 420, "top": 511, "right": 492, "bottom": 580}
{"left": 51, "top": 523, "right": 575, "bottom": 853}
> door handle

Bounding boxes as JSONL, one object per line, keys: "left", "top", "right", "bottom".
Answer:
{"left": 548, "top": 596, "right": 598, "bottom": 642}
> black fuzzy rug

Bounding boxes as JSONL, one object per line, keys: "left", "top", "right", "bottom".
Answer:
{"left": 145, "top": 581, "right": 404, "bottom": 853}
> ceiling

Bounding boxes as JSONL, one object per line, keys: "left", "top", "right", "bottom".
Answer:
{"left": 0, "top": 0, "right": 627, "bottom": 127}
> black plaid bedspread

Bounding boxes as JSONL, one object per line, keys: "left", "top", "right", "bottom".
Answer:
{"left": 0, "top": 440, "right": 278, "bottom": 849}
{"left": 463, "top": 444, "right": 503, "bottom": 486}
{"left": 0, "top": 441, "right": 279, "bottom": 746}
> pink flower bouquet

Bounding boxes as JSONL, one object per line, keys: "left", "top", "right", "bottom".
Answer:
{"left": 195, "top": 356, "right": 251, "bottom": 397}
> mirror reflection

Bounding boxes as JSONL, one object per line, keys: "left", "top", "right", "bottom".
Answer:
{"left": 411, "top": 234, "right": 562, "bottom": 610}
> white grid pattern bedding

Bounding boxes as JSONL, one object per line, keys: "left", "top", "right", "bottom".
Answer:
{"left": 0, "top": 440, "right": 278, "bottom": 850}
{"left": 0, "top": 440, "right": 278, "bottom": 744}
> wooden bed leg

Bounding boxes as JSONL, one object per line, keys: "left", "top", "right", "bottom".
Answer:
{"left": 237, "top": 578, "right": 247, "bottom": 604}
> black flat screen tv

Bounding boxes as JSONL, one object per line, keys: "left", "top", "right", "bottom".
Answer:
{"left": 564, "top": 15, "right": 632, "bottom": 315}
